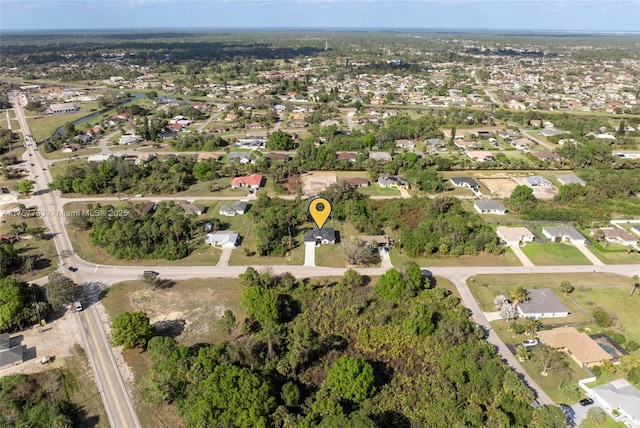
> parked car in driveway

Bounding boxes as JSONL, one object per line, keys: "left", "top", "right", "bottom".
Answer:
{"left": 522, "top": 339, "right": 538, "bottom": 347}
{"left": 579, "top": 398, "right": 594, "bottom": 406}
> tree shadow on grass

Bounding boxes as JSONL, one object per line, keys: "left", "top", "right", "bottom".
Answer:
{"left": 153, "top": 319, "right": 186, "bottom": 338}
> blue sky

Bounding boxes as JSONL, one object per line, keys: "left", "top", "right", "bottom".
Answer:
{"left": 1, "top": 0, "right": 639, "bottom": 32}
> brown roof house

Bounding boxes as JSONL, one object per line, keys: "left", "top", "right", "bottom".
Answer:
{"left": 344, "top": 177, "right": 370, "bottom": 188}
{"left": 537, "top": 327, "right": 613, "bottom": 367}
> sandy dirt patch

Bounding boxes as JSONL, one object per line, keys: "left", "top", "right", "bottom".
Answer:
{"left": 301, "top": 172, "right": 337, "bottom": 196}
{"left": 0, "top": 308, "right": 82, "bottom": 376}
{"left": 512, "top": 176, "right": 558, "bottom": 199}
{"left": 478, "top": 177, "right": 518, "bottom": 198}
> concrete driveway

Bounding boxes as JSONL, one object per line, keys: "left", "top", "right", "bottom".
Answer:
{"left": 304, "top": 242, "right": 316, "bottom": 266}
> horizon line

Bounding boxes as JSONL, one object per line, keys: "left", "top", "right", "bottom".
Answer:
{"left": 1, "top": 27, "right": 639, "bottom": 35}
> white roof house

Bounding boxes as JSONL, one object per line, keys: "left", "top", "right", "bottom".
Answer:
{"left": 204, "top": 232, "right": 239, "bottom": 248}
{"left": 496, "top": 226, "right": 535, "bottom": 246}
{"left": 590, "top": 379, "right": 640, "bottom": 427}
{"left": 526, "top": 176, "right": 553, "bottom": 187}
{"left": 49, "top": 103, "right": 78, "bottom": 114}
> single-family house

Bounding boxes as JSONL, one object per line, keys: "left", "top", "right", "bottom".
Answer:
{"left": 219, "top": 201, "right": 249, "bottom": 216}
{"left": 236, "top": 138, "right": 266, "bottom": 150}
{"left": 556, "top": 174, "right": 586, "bottom": 186}
{"left": 204, "top": 232, "right": 239, "bottom": 248}
{"left": 227, "top": 152, "right": 252, "bottom": 164}
{"left": 537, "top": 327, "right": 613, "bottom": 367}
{"left": 533, "top": 151, "right": 562, "bottom": 161}
{"left": 135, "top": 202, "right": 156, "bottom": 216}
{"left": 474, "top": 200, "right": 507, "bottom": 215}
{"left": 526, "top": 176, "right": 553, "bottom": 188}
{"left": 304, "top": 228, "right": 336, "bottom": 246}
{"left": 337, "top": 152, "right": 357, "bottom": 162}
{"left": 590, "top": 379, "right": 640, "bottom": 427}
{"left": 378, "top": 175, "right": 408, "bottom": 189}
{"left": 344, "top": 177, "right": 370, "bottom": 188}
{"left": 497, "top": 129, "right": 518, "bottom": 139}
{"left": 265, "top": 152, "right": 291, "bottom": 162}
{"left": 231, "top": 174, "right": 263, "bottom": 189}
{"left": 466, "top": 150, "right": 494, "bottom": 162}
{"left": 395, "top": 139, "right": 416, "bottom": 150}
{"left": 542, "top": 225, "right": 587, "bottom": 244}
{"left": 516, "top": 288, "right": 569, "bottom": 319}
{"left": 496, "top": 226, "right": 535, "bottom": 246}
{"left": 179, "top": 201, "right": 205, "bottom": 216}
{"left": 320, "top": 119, "right": 340, "bottom": 127}
{"left": 425, "top": 138, "right": 446, "bottom": 148}
{"left": 599, "top": 228, "right": 638, "bottom": 247}
{"left": 450, "top": 177, "right": 480, "bottom": 192}
{"left": 368, "top": 151, "right": 392, "bottom": 162}
{"left": 512, "top": 138, "right": 535, "bottom": 150}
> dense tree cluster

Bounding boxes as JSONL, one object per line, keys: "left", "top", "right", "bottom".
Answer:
{"left": 0, "top": 276, "right": 51, "bottom": 333}
{"left": 139, "top": 267, "right": 547, "bottom": 427}
{"left": 0, "top": 373, "right": 75, "bottom": 428}
{"left": 250, "top": 195, "right": 307, "bottom": 256}
{"left": 49, "top": 157, "right": 196, "bottom": 195}
{"left": 89, "top": 202, "right": 197, "bottom": 260}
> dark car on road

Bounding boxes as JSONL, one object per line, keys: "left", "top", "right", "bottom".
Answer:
{"left": 68, "top": 266, "right": 78, "bottom": 272}
{"left": 579, "top": 398, "right": 594, "bottom": 406}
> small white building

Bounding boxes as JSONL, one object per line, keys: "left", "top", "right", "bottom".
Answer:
{"left": 474, "top": 200, "right": 507, "bottom": 215}
{"left": 204, "top": 232, "right": 239, "bottom": 248}
{"left": 542, "top": 225, "right": 587, "bottom": 245}
{"left": 496, "top": 226, "right": 535, "bottom": 246}
{"left": 48, "top": 103, "right": 78, "bottom": 114}
{"left": 87, "top": 154, "right": 113, "bottom": 163}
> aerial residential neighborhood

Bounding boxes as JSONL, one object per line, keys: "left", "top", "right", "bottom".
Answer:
{"left": 1, "top": 2, "right": 640, "bottom": 427}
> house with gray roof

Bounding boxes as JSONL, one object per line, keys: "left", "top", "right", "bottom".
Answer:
{"left": 542, "top": 225, "right": 586, "bottom": 244}
{"left": 474, "top": 199, "right": 507, "bottom": 215}
{"left": 590, "top": 379, "right": 640, "bottom": 427}
{"left": 219, "top": 201, "right": 248, "bottom": 217}
{"left": 304, "top": 228, "right": 336, "bottom": 246}
{"left": 368, "top": 151, "right": 392, "bottom": 162}
{"left": 425, "top": 138, "right": 446, "bottom": 148}
{"left": 0, "top": 333, "right": 23, "bottom": 369}
{"left": 516, "top": 288, "right": 569, "bottom": 319}
{"left": 526, "top": 175, "right": 553, "bottom": 188}
{"left": 450, "top": 177, "right": 479, "bottom": 192}
{"left": 227, "top": 152, "right": 252, "bottom": 164}
{"left": 556, "top": 174, "right": 586, "bottom": 186}
{"left": 378, "top": 175, "right": 408, "bottom": 189}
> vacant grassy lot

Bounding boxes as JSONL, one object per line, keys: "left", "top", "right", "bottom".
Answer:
{"left": 357, "top": 185, "right": 401, "bottom": 197}
{"left": 586, "top": 244, "right": 640, "bottom": 265}
{"left": 40, "top": 146, "right": 101, "bottom": 161}
{"left": 520, "top": 242, "right": 591, "bottom": 265}
{"left": 469, "top": 273, "right": 640, "bottom": 343}
{"left": 390, "top": 247, "right": 521, "bottom": 267}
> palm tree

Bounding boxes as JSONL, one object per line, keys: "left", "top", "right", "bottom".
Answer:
{"left": 516, "top": 345, "right": 531, "bottom": 362}
{"left": 510, "top": 286, "right": 529, "bottom": 305}
{"left": 523, "top": 317, "right": 543, "bottom": 338}
{"left": 586, "top": 407, "right": 606, "bottom": 425}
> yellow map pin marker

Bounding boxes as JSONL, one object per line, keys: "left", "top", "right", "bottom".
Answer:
{"left": 309, "top": 197, "right": 332, "bottom": 230}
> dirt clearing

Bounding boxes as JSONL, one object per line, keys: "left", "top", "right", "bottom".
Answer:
{"left": 478, "top": 177, "right": 518, "bottom": 198}
{"left": 301, "top": 172, "right": 337, "bottom": 196}
{"left": 101, "top": 278, "right": 244, "bottom": 346}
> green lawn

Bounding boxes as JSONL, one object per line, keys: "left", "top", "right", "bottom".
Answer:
{"left": 40, "top": 146, "right": 102, "bottom": 161}
{"left": 357, "top": 185, "right": 401, "bottom": 197}
{"left": 469, "top": 273, "right": 640, "bottom": 343}
{"left": 586, "top": 242, "right": 640, "bottom": 265}
{"left": 390, "top": 247, "right": 522, "bottom": 267}
{"left": 520, "top": 242, "right": 591, "bottom": 265}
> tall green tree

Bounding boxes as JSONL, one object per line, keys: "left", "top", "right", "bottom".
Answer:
{"left": 0, "top": 276, "right": 27, "bottom": 332}
{"left": 325, "top": 355, "right": 376, "bottom": 403}
{"left": 45, "top": 272, "right": 79, "bottom": 311}
{"left": 111, "top": 311, "right": 154, "bottom": 350}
